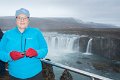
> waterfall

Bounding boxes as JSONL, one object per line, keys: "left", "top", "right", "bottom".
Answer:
{"left": 43, "top": 32, "right": 80, "bottom": 53}
{"left": 86, "top": 38, "right": 92, "bottom": 53}
{"left": 83, "top": 38, "right": 93, "bottom": 55}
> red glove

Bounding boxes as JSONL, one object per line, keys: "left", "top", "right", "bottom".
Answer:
{"left": 26, "top": 48, "right": 38, "bottom": 57}
{"left": 10, "top": 51, "right": 24, "bottom": 60}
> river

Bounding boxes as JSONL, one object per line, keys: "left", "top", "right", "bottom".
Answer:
{"left": 44, "top": 32, "right": 120, "bottom": 80}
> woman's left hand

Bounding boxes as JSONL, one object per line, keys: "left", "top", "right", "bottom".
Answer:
{"left": 26, "top": 48, "right": 38, "bottom": 58}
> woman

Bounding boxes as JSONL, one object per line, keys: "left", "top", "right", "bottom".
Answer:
{"left": 0, "top": 8, "right": 48, "bottom": 80}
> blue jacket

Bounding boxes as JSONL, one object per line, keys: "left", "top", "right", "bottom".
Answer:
{"left": 0, "top": 26, "right": 48, "bottom": 79}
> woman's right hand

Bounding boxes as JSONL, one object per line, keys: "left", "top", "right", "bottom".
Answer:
{"left": 10, "top": 51, "right": 24, "bottom": 60}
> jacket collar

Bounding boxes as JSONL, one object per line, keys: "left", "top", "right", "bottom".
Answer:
{"left": 15, "top": 26, "right": 30, "bottom": 34}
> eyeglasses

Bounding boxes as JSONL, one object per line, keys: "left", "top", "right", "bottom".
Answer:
{"left": 16, "top": 17, "right": 29, "bottom": 21}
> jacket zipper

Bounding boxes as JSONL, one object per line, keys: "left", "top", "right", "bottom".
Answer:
{"left": 24, "top": 38, "right": 26, "bottom": 52}
{"left": 21, "top": 33, "right": 23, "bottom": 52}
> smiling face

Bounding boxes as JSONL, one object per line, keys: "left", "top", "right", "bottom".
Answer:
{"left": 16, "top": 14, "right": 29, "bottom": 29}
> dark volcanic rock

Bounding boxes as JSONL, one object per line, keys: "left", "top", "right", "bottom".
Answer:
{"left": 92, "top": 37, "right": 120, "bottom": 60}
{"left": 92, "top": 61, "right": 120, "bottom": 73}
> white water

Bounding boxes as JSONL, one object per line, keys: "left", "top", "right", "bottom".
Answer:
{"left": 43, "top": 32, "right": 80, "bottom": 54}
{"left": 83, "top": 38, "right": 93, "bottom": 55}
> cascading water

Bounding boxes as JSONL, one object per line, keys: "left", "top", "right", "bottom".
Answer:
{"left": 43, "top": 32, "right": 94, "bottom": 56}
{"left": 43, "top": 32, "right": 80, "bottom": 54}
{"left": 83, "top": 38, "right": 93, "bottom": 55}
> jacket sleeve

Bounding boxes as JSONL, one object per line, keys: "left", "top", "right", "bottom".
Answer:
{"left": 0, "top": 33, "right": 12, "bottom": 62}
{"left": 36, "top": 29, "right": 48, "bottom": 59}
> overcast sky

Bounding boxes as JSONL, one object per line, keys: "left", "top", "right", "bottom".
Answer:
{"left": 0, "top": 0, "right": 120, "bottom": 26}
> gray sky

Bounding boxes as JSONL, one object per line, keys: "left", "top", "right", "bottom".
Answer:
{"left": 0, "top": 0, "right": 120, "bottom": 26}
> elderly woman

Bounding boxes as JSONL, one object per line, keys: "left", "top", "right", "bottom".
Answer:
{"left": 0, "top": 8, "right": 48, "bottom": 80}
